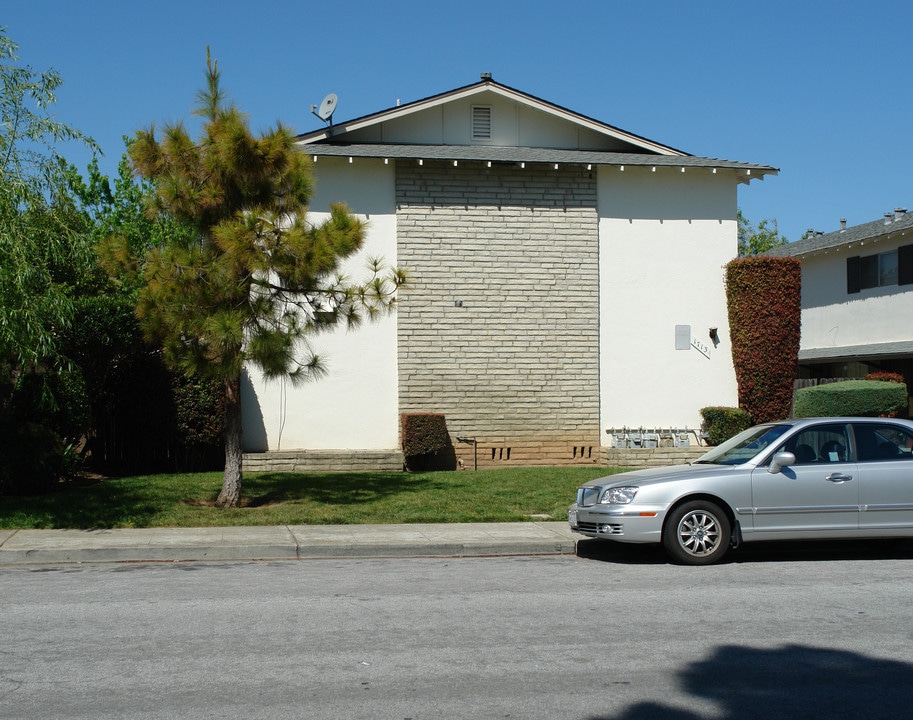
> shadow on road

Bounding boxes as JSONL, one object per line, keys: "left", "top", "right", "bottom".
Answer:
{"left": 576, "top": 539, "right": 668, "bottom": 564}
{"left": 577, "top": 537, "right": 913, "bottom": 565}
{"left": 585, "top": 643, "right": 913, "bottom": 720}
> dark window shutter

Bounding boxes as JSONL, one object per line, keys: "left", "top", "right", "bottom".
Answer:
{"left": 847, "top": 255, "right": 861, "bottom": 294}
{"left": 899, "top": 244, "right": 913, "bottom": 286}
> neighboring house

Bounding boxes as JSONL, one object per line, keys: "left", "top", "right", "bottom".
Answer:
{"left": 767, "top": 210, "right": 913, "bottom": 414}
{"left": 241, "top": 74, "right": 777, "bottom": 470}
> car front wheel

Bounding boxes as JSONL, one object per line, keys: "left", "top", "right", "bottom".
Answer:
{"left": 663, "top": 501, "right": 731, "bottom": 565}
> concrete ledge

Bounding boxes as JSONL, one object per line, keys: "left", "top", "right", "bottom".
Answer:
{"left": 243, "top": 450, "right": 403, "bottom": 473}
{"left": 242, "top": 447, "right": 706, "bottom": 474}
{"left": 602, "top": 447, "right": 706, "bottom": 468}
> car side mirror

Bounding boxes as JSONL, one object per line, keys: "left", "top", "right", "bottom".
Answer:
{"left": 768, "top": 451, "right": 796, "bottom": 474}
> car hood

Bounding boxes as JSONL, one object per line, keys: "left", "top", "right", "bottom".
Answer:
{"left": 580, "top": 462, "right": 736, "bottom": 490}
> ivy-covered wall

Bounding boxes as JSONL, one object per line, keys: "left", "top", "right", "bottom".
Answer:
{"left": 725, "top": 256, "right": 802, "bottom": 423}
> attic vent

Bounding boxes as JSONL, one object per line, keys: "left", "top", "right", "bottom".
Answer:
{"left": 472, "top": 105, "right": 492, "bottom": 140}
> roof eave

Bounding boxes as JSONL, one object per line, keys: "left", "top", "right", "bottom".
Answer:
{"left": 799, "top": 340, "right": 913, "bottom": 362}
{"left": 297, "top": 142, "right": 777, "bottom": 179}
{"left": 767, "top": 213, "right": 913, "bottom": 258}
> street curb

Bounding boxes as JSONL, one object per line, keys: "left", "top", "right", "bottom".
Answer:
{"left": 0, "top": 523, "right": 579, "bottom": 566}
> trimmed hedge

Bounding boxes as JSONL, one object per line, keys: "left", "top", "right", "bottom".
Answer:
{"left": 400, "top": 413, "right": 456, "bottom": 471}
{"left": 700, "top": 406, "right": 753, "bottom": 445}
{"left": 726, "top": 256, "right": 802, "bottom": 423}
{"left": 793, "top": 380, "right": 908, "bottom": 418}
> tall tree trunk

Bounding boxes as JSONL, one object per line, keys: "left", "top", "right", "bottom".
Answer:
{"left": 215, "top": 374, "right": 243, "bottom": 508}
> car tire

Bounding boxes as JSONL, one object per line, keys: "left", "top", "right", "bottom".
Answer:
{"left": 663, "top": 501, "right": 731, "bottom": 565}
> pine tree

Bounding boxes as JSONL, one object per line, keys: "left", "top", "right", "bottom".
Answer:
{"left": 125, "top": 50, "right": 404, "bottom": 507}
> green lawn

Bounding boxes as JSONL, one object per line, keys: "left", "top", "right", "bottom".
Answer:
{"left": 0, "top": 466, "right": 627, "bottom": 530}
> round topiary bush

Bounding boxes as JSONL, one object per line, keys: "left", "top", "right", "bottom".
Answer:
{"left": 793, "top": 380, "right": 908, "bottom": 418}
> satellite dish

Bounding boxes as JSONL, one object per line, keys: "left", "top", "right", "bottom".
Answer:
{"left": 313, "top": 93, "right": 337, "bottom": 124}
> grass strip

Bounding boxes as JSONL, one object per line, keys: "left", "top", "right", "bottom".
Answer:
{"left": 0, "top": 466, "right": 626, "bottom": 529}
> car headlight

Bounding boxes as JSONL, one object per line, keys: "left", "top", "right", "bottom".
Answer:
{"left": 600, "top": 486, "right": 638, "bottom": 504}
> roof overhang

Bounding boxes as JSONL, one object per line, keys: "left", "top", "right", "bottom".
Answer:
{"left": 301, "top": 143, "right": 778, "bottom": 183}
{"left": 799, "top": 340, "right": 913, "bottom": 363}
{"left": 767, "top": 212, "right": 913, "bottom": 258}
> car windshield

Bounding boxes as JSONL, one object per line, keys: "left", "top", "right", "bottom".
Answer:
{"left": 694, "top": 424, "right": 793, "bottom": 466}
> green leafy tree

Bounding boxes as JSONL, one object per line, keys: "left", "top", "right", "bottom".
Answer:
{"left": 120, "top": 50, "right": 405, "bottom": 507}
{"left": 737, "top": 210, "right": 788, "bottom": 257}
{"left": 0, "top": 28, "right": 102, "bottom": 492}
{"left": 0, "top": 27, "right": 100, "bottom": 378}
{"left": 65, "top": 155, "right": 217, "bottom": 475}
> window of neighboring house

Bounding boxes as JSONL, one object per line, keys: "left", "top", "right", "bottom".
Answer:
{"left": 859, "top": 254, "right": 879, "bottom": 289}
{"left": 847, "top": 244, "right": 913, "bottom": 293}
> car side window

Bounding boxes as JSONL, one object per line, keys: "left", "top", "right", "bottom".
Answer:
{"left": 774, "top": 424, "right": 851, "bottom": 464}
{"left": 853, "top": 423, "right": 913, "bottom": 462}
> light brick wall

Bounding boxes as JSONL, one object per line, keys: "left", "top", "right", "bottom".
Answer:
{"left": 601, "top": 447, "right": 706, "bottom": 468}
{"left": 396, "top": 160, "right": 600, "bottom": 465}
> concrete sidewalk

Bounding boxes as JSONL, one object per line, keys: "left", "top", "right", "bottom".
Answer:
{"left": 0, "top": 522, "right": 579, "bottom": 566}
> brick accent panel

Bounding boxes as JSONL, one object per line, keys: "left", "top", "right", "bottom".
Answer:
{"left": 396, "top": 160, "right": 600, "bottom": 459}
{"left": 454, "top": 435, "right": 603, "bottom": 471}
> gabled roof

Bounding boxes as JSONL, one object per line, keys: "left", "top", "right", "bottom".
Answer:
{"left": 296, "top": 76, "right": 687, "bottom": 155}
{"left": 295, "top": 76, "right": 778, "bottom": 183}
{"left": 767, "top": 209, "right": 913, "bottom": 257}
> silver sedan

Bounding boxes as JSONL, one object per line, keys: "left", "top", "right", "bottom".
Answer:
{"left": 569, "top": 417, "right": 913, "bottom": 564}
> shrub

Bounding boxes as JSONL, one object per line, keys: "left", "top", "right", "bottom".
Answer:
{"left": 865, "top": 371, "right": 905, "bottom": 384}
{"left": 0, "top": 420, "right": 64, "bottom": 495}
{"left": 726, "top": 256, "right": 802, "bottom": 423}
{"left": 7, "top": 369, "right": 91, "bottom": 446}
{"left": 400, "top": 413, "right": 456, "bottom": 471}
{"left": 700, "top": 406, "right": 753, "bottom": 445}
{"left": 58, "top": 295, "right": 225, "bottom": 474}
{"left": 170, "top": 373, "right": 225, "bottom": 471}
{"left": 793, "top": 380, "right": 908, "bottom": 418}
{"left": 1, "top": 366, "right": 90, "bottom": 494}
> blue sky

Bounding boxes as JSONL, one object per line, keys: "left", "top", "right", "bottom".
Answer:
{"left": 5, "top": 0, "right": 911, "bottom": 242}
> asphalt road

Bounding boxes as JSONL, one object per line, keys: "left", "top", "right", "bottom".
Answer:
{"left": 3, "top": 541, "right": 913, "bottom": 719}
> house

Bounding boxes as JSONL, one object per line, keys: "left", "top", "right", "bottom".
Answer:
{"left": 241, "top": 75, "right": 777, "bottom": 471}
{"left": 766, "top": 210, "right": 913, "bottom": 414}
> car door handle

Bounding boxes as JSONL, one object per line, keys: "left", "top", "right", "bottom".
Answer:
{"left": 826, "top": 473, "right": 853, "bottom": 483}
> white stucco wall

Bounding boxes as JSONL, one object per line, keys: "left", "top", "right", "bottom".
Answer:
{"left": 345, "top": 92, "right": 623, "bottom": 151}
{"left": 242, "top": 157, "right": 399, "bottom": 451}
{"left": 598, "top": 166, "right": 740, "bottom": 434}
{"left": 800, "top": 239, "right": 913, "bottom": 350}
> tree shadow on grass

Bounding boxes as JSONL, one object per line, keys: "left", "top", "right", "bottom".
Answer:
{"left": 0, "top": 470, "right": 455, "bottom": 528}
{"left": 587, "top": 643, "right": 913, "bottom": 720}
{"left": 241, "top": 471, "right": 448, "bottom": 508}
{"left": 0, "top": 475, "right": 185, "bottom": 529}
{"left": 0, "top": 469, "right": 541, "bottom": 528}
